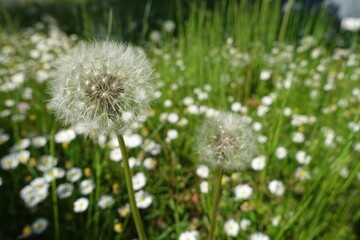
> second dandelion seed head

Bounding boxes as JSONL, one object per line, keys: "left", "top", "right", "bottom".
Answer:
{"left": 197, "top": 112, "right": 258, "bottom": 170}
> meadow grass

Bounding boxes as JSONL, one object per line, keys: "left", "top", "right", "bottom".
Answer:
{"left": 0, "top": 0, "right": 359, "bottom": 239}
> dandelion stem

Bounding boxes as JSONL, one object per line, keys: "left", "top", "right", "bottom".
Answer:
{"left": 50, "top": 127, "right": 60, "bottom": 240}
{"left": 208, "top": 166, "right": 223, "bottom": 240}
{"left": 117, "top": 134, "right": 147, "bottom": 240}
{"left": 94, "top": 148, "right": 101, "bottom": 238}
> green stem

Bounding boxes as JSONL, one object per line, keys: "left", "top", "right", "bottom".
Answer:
{"left": 50, "top": 127, "right": 60, "bottom": 240}
{"left": 278, "top": 0, "right": 295, "bottom": 42}
{"left": 117, "top": 134, "right": 147, "bottom": 240}
{"left": 94, "top": 148, "right": 101, "bottom": 238}
{"left": 208, "top": 167, "right": 224, "bottom": 240}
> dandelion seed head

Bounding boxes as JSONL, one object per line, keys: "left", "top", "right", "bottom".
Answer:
{"left": 196, "top": 112, "right": 258, "bottom": 171}
{"left": 48, "top": 41, "right": 154, "bottom": 137}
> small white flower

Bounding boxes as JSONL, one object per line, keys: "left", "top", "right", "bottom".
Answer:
{"left": 16, "top": 150, "right": 30, "bottom": 164}
{"left": 98, "top": 195, "right": 114, "bottom": 209}
{"left": 118, "top": 204, "right": 130, "bottom": 217}
{"left": 250, "top": 232, "right": 270, "bottom": 240}
{"left": 187, "top": 105, "right": 200, "bottom": 115}
{"left": 124, "top": 134, "right": 142, "bottom": 148}
{"left": 32, "top": 218, "right": 49, "bottom": 234}
{"left": 261, "top": 96, "right": 273, "bottom": 106}
{"left": 110, "top": 148, "right": 123, "bottom": 162}
{"left": 231, "top": 102, "right": 242, "bottom": 112}
{"left": 167, "top": 113, "right": 179, "bottom": 123}
{"left": 132, "top": 172, "right": 147, "bottom": 191}
{"left": 0, "top": 176, "right": 2, "bottom": 187}
{"left": 80, "top": 179, "right": 95, "bottom": 195}
{"left": 37, "top": 155, "right": 57, "bottom": 172}
{"left": 143, "top": 158, "right": 157, "bottom": 170}
{"left": 234, "top": 184, "right": 253, "bottom": 200}
{"left": 200, "top": 181, "right": 209, "bottom": 193}
{"left": 295, "top": 167, "right": 311, "bottom": 180}
{"left": 74, "top": 198, "right": 89, "bottom": 212}
{"left": 272, "top": 215, "right": 282, "bottom": 226}
{"left": 196, "top": 165, "right": 209, "bottom": 179}
{"left": 44, "top": 167, "right": 65, "bottom": 182}
{"left": 275, "top": 146, "right": 287, "bottom": 159}
{"left": 292, "top": 132, "right": 305, "bottom": 143}
{"left": 32, "top": 136, "right": 47, "bottom": 148}
{"left": 183, "top": 97, "right": 194, "bottom": 106}
{"left": 0, "top": 133, "right": 9, "bottom": 145}
{"left": 164, "top": 99, "right": 173, "bottom": 107}
{"left": 150, "top": 30, "right": 161, "bottom": 43}
{"left": 251, "top": 156, "right": 266, "bottom": 171}
{"left": 240, "top": 219, "right": 251, "bottom": 231}
{"left": 66, "top": 168, "right": 82, "bottom": 182}
{"left": 340, "top": 167, "right": 349, "bottom": 178}
{"left": 224, "top": 219, "right": 240, "bottom": 237}
{"left": 257, "top": 135, "right": 268, "bottom": 144}
{"left": 295, "top": 151, "right": 311, "bottom": 165}
{"left": 178, "top": 230, "right": 199, "bottom": 240}
{"left": 167, "top": 129, "right": 179, "bottom": 140}
{"left": 268, "top": 180, "right": 285, "bottom": 196}
{"left": 163, "top": 20, "right": 176, "bottom": 32}
{"left": 252, "top": 122, "right": 262, "bottom": 132}
{"left": 1, "top": 154, "right": 19, "bottom": 170}
{"left": 257, "top": 105, "right": 269, "bottom": 117}
{"left": 260, "top": 70, "right": 271, "bottom": 81}
{"left": 54, "top": 129, "right": 76, "bottom": 144}
{"left": 283, "top": 107, "right": 292, "bottom": 116}
{"left": 57, "top": 183, "right": 74, "bottom": 199}
{"left": 135, "top": 190, "right": 152, "bottom": 209}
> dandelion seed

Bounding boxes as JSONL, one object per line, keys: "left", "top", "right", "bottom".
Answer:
{"left": 196, "top": 112, "right": 258, "bottom": 170}
{"left": 47, "top": 41, "right": 154, "bottom": 137}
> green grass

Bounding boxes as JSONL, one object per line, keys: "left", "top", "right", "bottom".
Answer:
{"left": 0, "top": 0, "right": 359, "bottom": 239}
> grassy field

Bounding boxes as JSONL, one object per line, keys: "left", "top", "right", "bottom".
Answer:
{"left": 0, "top": 0, "right": 359, "bottom": 239}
